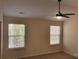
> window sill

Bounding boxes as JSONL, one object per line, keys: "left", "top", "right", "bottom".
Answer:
{"left": 8, "top": 47, "right": 26, "bottom": 50}
{"left": 50, "top": 43, "right": 60, "bottom": 46}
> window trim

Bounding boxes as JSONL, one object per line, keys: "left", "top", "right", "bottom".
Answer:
{"left": 50, "top": 25, "right": 61, "bottom": 45}
{"left": 8, "top": 23, "right": 26, "bottom": 49}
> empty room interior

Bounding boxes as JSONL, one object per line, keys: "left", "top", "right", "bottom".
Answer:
{"left": 0, "top": 0, "right": 78, "bottom": 59}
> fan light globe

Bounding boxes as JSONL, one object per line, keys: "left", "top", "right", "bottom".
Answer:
{"left": 56, "top": 16, "right": 62, "bottom": 19}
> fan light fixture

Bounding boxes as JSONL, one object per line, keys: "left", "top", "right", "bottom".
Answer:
{"left": 56, "top": 16, "right": 62, "bottom": 19}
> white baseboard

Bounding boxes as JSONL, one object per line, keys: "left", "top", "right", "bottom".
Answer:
{"left": 64, "top": 51, "right": 78, "bottom": 57}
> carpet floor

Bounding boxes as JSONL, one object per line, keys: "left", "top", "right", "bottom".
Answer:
{"left": 20, "top": 52, "right": 77, "bottom": 59}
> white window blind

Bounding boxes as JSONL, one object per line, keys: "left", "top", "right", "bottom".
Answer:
{"left": 50, "top": 26, "right": 60, "bottom": 45}
{"left": 8, "top": 24, "right": 25, "bottom": 48}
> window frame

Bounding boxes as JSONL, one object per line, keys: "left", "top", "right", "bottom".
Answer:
{"left": 50, "top": 25, "right": 61, "bottom": 45}
{"left": 8, "top": 23, "right": 26, "bottom": 49}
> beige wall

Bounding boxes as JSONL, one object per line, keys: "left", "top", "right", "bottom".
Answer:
{"left": 0, "top": 0, "right": 3, "bottom": 59}
{"left": 0, "top": 22, "right": 1, "bottom": 58}
{"left": 0, "top": 7, "right": 2, "bottom": 58}
{"left": 0, "top": 0, "right": 3, "bottom": 22}
{"left": 3, "top": 16, "right": 63, "bottom": 59}
{"left": 63, "top": 15, "right": 78, "bottom": 57}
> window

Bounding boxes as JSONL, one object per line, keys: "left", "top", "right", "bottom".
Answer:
{"left": 50, "top": 26, "right": 60, "bottom": 45}
{"left": 8, "top": 24, "right": 25, "bottom": 48}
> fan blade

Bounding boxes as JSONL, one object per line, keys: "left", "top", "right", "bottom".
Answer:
{"left": 56, "top": 14, "right": 60, "bottom": 16}
{"left": 62, "top": 15, "right": 70, "bottom": 18}
{"left": 56, "top": 14, "right": 69, "bottom": 18}
{"left": 62, "top": 13, "right": 75, "bottom": 15}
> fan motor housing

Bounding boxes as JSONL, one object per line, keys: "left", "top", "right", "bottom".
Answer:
{"left": 58, "top": 0, "right": 61, "bottom": 2}
{"left": 56, "top": 14, "right": 62, "bottom": 16}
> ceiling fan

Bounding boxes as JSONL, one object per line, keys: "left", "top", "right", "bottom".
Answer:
{"left": 56, "top": 0, "right": 75, "bottom": 18}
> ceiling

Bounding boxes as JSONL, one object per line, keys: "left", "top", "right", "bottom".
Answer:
{"left": 3, "top": 0, "right": 77, "bottom": 19}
